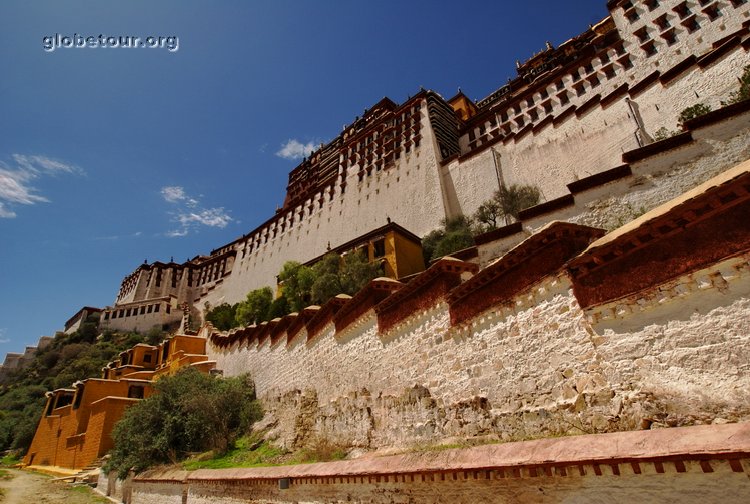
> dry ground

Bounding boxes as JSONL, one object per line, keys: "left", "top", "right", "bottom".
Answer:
{"left": 0, "top": 468, "right": 109, "bottom": 504}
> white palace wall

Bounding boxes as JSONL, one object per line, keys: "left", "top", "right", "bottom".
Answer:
{"left": 445, "top": 34, "right": 750, "bottom": 220}
{"left": 201, "top": 99, "right": 447, "bottom": 309}
{"left": 208, "top": 253, "right": 750, "bottom": 451}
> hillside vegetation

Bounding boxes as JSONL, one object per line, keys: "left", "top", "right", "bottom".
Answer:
{"left": 0, "top": 314, "right": 165, "bottom": 455}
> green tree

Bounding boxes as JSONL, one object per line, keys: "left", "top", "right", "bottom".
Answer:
{"left": 421, "top": 216, "right": 475, "bottom": 263}
{"left": 473, "top": 199, "right": 503, "bottom": 232}
{"left": 266, "top": 296, "right": 290, "bottom": 320}
{"left": 723, "top": 64, "right": 750, "bottom": 105}
{"left": 495, "top": 183, "right": 541, "bottom": 224}
{"left": 204, "top": 303, "right": 239, "bottom": 331}
{"left": 107, "top": 368, "right": 261, "bottom": 477}
{"left": 278, "top": 261, "right": 315, "bottom": 312}
{"left": 678, "top": 103, "right": 712, "bottom": 128}
{"left": 0, "top": 327, "right": 152, "bottom": 454}
{"left": 309, "top": 251, "right": 380, "bottom": 305}
{"left": 235, "top": 287, "right": 273, "bottom": 326}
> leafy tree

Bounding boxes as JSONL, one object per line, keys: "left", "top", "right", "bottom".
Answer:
{"left": 204, "top": 303, "right": 239, "bottom": 331}
{"left": 267, "top": 296, "right": 290, "bottom": 320}
{"left": 678, "top": 103, "right": 712, "bottom": 128}
{"left": 421, "top": 216, "right": 475, "bottom": 263}
{"left": 277, "top": 261, "right": 315, "bottom": 312}
{"left": 723, "top": 64, "right": 750, "bottom": 105}
{"left": 473, "top": 199, "right": 503, "bottom": 232}
{"left": 308, "top": 251, "right": 380, "bottom": 305}
{"left": 107, "top": 368, "right": 261, "bottom": 477}
{"left": 235, "top": 287, "right": 273, "bottom": 326}
{"left": 495, "top": 184, "right": 541, "bottom": 224}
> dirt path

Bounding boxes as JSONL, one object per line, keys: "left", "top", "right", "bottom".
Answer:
{"left": 0, "top": 469, "right": 109, "bottom": 504}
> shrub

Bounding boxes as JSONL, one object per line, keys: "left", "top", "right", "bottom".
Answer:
{"left": 723, "top": 64, "right": 750, "bottom": 105}
{"left": 422, "top": 216, "right": 474, "bottom": 263}
{"left": 107, "top": 368, "right": 261, "bottom": 478}
{"left": 204, "top": 303, "right": 239, "bottom": 331}
{"left": 235, "top": 287, "right": 273, "bottom": 326}
{"left": 678, "top": 103, "right": 711, "bottom": 128}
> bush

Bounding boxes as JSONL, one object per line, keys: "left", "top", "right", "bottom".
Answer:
{"left": 235, "top": 287, "right": 273, "bottom": 326}
{"left": 107, "top": 368, "right": 261, "bottom": 478}
{"left": 723, "top": 64, "right": 750, "bottom": 105}
{"left": 204, "top": 303, "right": 239, "bottom": 331}
{"left": 422, "top": 216, "right": 474, "bottom": 263}
{"left": 678, "top": 103, "right": 711, "bottom": 128}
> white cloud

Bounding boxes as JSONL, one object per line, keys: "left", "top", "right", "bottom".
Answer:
{"left": 0, "top": 328, "right": 8, "bottom": 344}
{"left": 0, "top": 202, "right": 17, "bottom": 218}
{"left": 161, "top": 185, "right": 199, "bottom": 207}
{"left": 161, "top": 185, "right": 233, "bottom": 237}
{"left": 177, "top": 208, "right": 232, "bottom": 228}
{"left": 0, "top": 154, "right": 82, "bottom": 218}
{"left": 93, "top": 231, "right": 143, "bottom": 241}
{"left": 276, "top": 139, "right": 317, "bottom": 160}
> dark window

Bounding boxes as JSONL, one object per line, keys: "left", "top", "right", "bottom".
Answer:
{"left": 373, "top": 239, "right": 386, "bottom": 258}
{"left": 625, "top": 7, "right": 640, "bottom": 23}
{"left": 681, "top": 15, "right": 700, "bottom": 32}
{"left": 645, "top": 0, "right": 660, "bottom": 11}
{"left": 154, "top": 304, "right": 160, "bottom": 313}
{"left": 654, "top": 14, "right": 670, "bottom": 31}
{"left": 643, "top": 41, "right": 658, "bottom": 57}
{"left": 703, "top": 4, "right": 721, "bottom": 20}
{"left": 662, "top": 28, "right": 678, "bottom": 45}
{"left": 73, "top": 386, "right": 84, "bottom": 410}
{"left": 143, "top": 354, "right": 152, "bottom": 363}
{"left": 127, "top": 386, "right": 145, "bottom": 399}
{"left": 634, "top": 26, "right": 650, "bottom": 43}
{"left": 674, "top": 2, "right": 691, "bottom": 19}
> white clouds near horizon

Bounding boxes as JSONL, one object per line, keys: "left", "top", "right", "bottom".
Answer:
{"left": 0, "top": 154, "right": 82, "bottom": 218}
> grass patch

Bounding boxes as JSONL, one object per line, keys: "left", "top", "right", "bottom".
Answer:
{"left": 68, "top": 485, "right": 110, "bottom": 503}
{"left": 284, "top": 438, "right": 347, "bottom": 465}
{"left": 0, "top": 454, "right": 20, "bottom": 467}
{"left": 182, "top": 432, "right": 349, "bottom": 470}
{"left": 0, "top": 469, "right": 13, "bottom": 480}
{"left": 182, "top": 433, "right": 286, "bottom": 470}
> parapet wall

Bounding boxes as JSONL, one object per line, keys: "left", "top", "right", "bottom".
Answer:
{"left": 122, "top": 423, "right": 750, "bottom": 504}
{"left": 206, "top": 160, "right": 750, "bottom": 451}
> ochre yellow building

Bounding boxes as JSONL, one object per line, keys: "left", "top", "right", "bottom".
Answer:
{"left": 23, "top": 333, "right": 215, "bottom": 470}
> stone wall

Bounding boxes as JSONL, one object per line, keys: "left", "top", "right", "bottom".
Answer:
{"left": 446, "top": 26, "right": 750, "bottom": 217}
{"left": 210, "top": 254, "right": 750, "bottom": 452}
{"left": 122, "top": 423, "right": 750, "bottom": 504}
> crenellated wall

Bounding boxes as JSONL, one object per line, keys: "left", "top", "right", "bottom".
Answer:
{"left": 205, "top": 160, "right": 750, "bottom": 452}
{"left": 105, "top": 0, "right": 750, "bottom": 342}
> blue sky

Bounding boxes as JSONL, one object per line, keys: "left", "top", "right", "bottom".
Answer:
{"left": 0, "top": 0, "right": 607, "bottom": 354}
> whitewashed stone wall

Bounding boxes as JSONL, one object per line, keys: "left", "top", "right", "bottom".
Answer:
{"left": 446, "top": 41, "right": 750, "bottom": 218}
{"left": 201, "top": 97, "right": 447, "bottom": 309}
{"left": 208, "top": 249, "right": 750, "bottom": 451}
